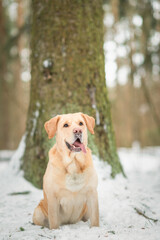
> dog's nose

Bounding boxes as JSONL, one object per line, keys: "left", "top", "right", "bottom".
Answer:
{"left": 73, "top": 128, "right": 82, "bottom": 134}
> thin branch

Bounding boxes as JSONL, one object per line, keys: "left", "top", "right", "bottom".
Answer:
{"left": 38, "top": 234, "right": 52, "bottom": 239}
{"left": 134, "top": 207, "right": 158, "bottom": 223}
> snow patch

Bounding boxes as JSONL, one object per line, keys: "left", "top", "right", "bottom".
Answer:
{"left": 0, "top": 147, "right": 160, "bottom": 240}
{"left": 96, "top": 109, "right": 100, "bottom": 125}
{"left": 0, "top": 150, "right": 15, "bottom": 161}
{"left": 118, "top": 147, "right": 160, "bottom": 173}
{"left": 103, "top": 124, "right": 107, "bottom": 131}
{"left": 31, "top": 109, "right": 39, "bottom": 137}
{"left": 9, "top": 135, "right": 26, "bottom": 174}
{"left": 43, "top": 59, "right": 53, "bottom": 68}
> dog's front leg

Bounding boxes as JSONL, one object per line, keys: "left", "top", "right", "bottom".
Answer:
{"left": 87, "top": 190, "right": 99, "bottom": 227}
{"left": 48, "top": 195, "right": 59, "bottom": 229}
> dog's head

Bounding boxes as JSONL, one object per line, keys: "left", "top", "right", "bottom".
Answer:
{"left": 44, "top": 112, "right": 95, "bottom": 154}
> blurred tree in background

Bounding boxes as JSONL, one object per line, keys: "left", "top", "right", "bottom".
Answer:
{"left": 22, "top": 0, "right": 124, "bottom": 188}
{"left": 0, "top": 0, "right": 30, "bottom": 149}
{"left": 104, "top": 0, "right": 160, "bottom": 146}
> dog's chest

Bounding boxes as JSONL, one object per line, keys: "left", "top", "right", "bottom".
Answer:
{"left": 65, "top": 172, "right": 86, "bottom": 192}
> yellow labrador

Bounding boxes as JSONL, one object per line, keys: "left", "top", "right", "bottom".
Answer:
{"left": 33, "top": 112, "right": 99, "bottom": 229}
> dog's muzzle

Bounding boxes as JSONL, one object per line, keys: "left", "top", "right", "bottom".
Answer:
{"left": 65, "top": 132, "right": 86, "bottom": 153}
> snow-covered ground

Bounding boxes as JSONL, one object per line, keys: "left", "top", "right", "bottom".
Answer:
{"left": 0, "top": 141, "right": 160, "bottom": 240}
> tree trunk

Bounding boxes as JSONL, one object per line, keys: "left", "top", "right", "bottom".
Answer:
{"left": 0, "top": 0, "right": 10, "bottom": 149}
{"left": 0, "top": 0, "right": 29, "bottom": 149}
{"left": 22, "top": 0, "right": 125, "bottom": 188}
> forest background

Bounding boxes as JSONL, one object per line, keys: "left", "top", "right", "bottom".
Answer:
{"left": 0, "top": 0, "right": 160, "bottom": 151}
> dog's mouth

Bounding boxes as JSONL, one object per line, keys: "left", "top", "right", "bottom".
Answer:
{"left": 65, "top": 138, "right": 87, "bottom": 153}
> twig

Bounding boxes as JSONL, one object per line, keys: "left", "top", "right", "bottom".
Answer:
{"left": 8, "top": 191, "right": 30, "bottom": 195}
{"left": 38, "top": 234, "right": 52, "bottom": 239}
{"left": 134, "top": 207, "right": 158, "bottom": 223}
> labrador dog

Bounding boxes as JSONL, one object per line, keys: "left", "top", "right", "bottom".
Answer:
{"left": 33, "top": 112, "right": 99, "bottom": 229}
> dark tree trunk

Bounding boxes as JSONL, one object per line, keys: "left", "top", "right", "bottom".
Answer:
{"left": 0, "top": 0, "right": 10, "bottom": 149}
{"left": 22, "top": 0, "right": 125, "bottom": 188}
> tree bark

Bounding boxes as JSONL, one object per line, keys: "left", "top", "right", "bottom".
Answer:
{"left": 0, "top": 0, "right": 29, "bottom": 149}
{"left": 22, "top": 0, "right": 125, "bottom": 188}
{"left": 0, "top": 0, "right": 10, "bottom": 149}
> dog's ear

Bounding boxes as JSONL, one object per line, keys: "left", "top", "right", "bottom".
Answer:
{"left": 81, "top": 113, "right": 95, "bottom": 134}
{"left": 44, "top": 115, "right": 60, "bottom": 139}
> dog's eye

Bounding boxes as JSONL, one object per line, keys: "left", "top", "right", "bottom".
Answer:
{"left": 79, "top": 122, "right": 83, "bottom": 126}
{"left": 63, "top": 123, "right": 69, "bottom": 128}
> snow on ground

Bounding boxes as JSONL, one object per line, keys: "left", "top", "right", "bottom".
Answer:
{"left": 0, "top": 140, "right": 160, "bottom": 240}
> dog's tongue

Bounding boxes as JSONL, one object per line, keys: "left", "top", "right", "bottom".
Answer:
{"left": 74, "top": 141, "right": 87, "bottom": 153}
